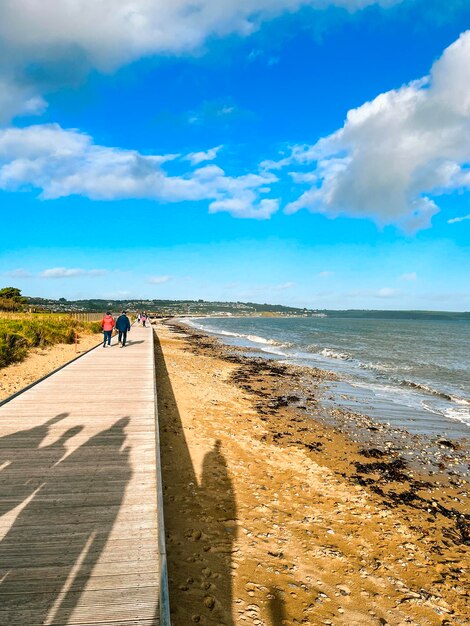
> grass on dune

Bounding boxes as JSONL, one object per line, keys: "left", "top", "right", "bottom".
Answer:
{"left": 0, "top": 315, "right": 102, "bottom": 368}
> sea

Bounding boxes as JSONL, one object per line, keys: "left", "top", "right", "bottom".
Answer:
{"left": 186, "top": 316, "right": 470, "bottom": 439}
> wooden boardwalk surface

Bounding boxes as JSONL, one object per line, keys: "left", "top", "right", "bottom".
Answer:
{"left": 0, "top": 324, "right": 164, "bottom": 626}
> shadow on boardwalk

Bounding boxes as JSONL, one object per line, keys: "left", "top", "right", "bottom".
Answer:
{"left": 0, "top": 414, "right": 132, "bottom": 626}
{"left": 154, "top": 330, "right": 237, "bottom": 626}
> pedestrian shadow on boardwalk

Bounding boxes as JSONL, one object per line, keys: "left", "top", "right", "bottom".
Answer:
{"left": 154, "top": 330, "right": 237, "bottom": 626}
{"left": 0, "top": 412, "right": 70, "bottom": 518}
{"left": 0, "top": 413, "right": 132, "bottom": 626}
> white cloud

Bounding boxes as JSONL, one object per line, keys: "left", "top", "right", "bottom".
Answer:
{"left": 148, "top": 275, "right": 171, "bottom": 284}
{"left": 0, "top": 0, "right": 402, "bottom": 121}
{"left": 186, "top": 146, "right": 223, "bottom": 165}
{"left": 289, "top": 171, "right": 318, "bottom": 184}
{"left": 400, "top": 272, "right": 417, "bottom": 281}
{"left": 448, "top": 213, "right": 470, "bottom": 224}
{"left": 317, "top": 270, "right": 334, "bottom": 277}
{"left": 40, "top": 267, "right": 107, "bottom": 279}
{"left": 4, "top": 267, "right": 107, "bottom": 279}
{"left": 247, "top": 48, "right": 280, "bottom": 66}
{"left": 0, "top": 1, "right": 401, "bottom": 67}
{"left": 284, "top": 31, "right": 470, "bottom": 231}
{"left": 0, "top": 80, "right": 47, "bottom": 123}
{"left": 3, "top": 268, "right": 33, "bottom": 278}
{"left": 346, "top": 287, "right": 401, "bottom": 298}
{"left": 248, "top": 49, "right": 264, "bottom": 62}
{"left": 0, "top": 124, "right": 278, "bottom": 219}
{"left": 209, "top": 197, "right": 279, "bottom": 219}
{"left": 262, "top": 144, "right": 324, "bottom": 171}
{"left": 376, "top": 287, "right": 399, "bottom": 298}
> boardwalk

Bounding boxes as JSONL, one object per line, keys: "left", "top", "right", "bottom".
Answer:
{"left": 0, "top": 324, "right": 167, "bottom": 626}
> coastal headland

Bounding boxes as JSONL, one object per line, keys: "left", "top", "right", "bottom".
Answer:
{"left": 155, "top": 319, "right": 469, "bottom": 626}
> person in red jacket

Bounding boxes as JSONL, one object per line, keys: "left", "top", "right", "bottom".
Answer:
{"left": 100, "top": 312, "right": 115, "bottom": 347}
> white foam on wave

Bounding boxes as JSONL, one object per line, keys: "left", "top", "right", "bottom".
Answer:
{"left": 452, "top": 396, "right": 470, "bottom": 406}
{"left": 360, "top": 360, "right": 409, "bottom": 373}
{"left": 443, "top": 406, "right": 470, "bottom": 426}
{"left": 398, "top": 379, "right": 470, "bottom": 406}
{"left": 193, "top": 326, "right": 291, "bottom": 352}
{"left": 216, "top": 329, "right": 246, "bottom": 338}
{"left": 216, "top": 330, "right": 284, "bottom": 346}
{"left": 420, "top": 399, "right": 470, "bottom": 427}
{"left": 245, "top": 334, "right": 280, "bottom": 345}
{"left": 316, "top": 347, "right": 351, "bottom": 360}
{"left": 349, "top": 378, "right": 422, "bottom": 404}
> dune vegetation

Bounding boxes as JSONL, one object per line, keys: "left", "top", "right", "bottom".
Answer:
{"left": 0, "top": 314, "right": 101, "bottom": 368}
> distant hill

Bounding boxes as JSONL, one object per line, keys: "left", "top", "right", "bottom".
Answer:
{"left": 26, "top": 297, "right": 470, "bottom": 320}
{"left": 26, "top": 297, "right": 315, "bottom": 316}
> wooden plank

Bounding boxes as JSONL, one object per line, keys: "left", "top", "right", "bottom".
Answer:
{"left": 0, "top": 324, "right": 161, "bottom": 626}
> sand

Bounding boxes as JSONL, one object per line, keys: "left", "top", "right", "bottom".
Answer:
{"left": 0, "top": 333, "right": 102, "bottom": 401}
{"left": 154, "top": 319, "right": 469, "bottom": 626}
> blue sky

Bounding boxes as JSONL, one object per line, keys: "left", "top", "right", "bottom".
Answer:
{"left": 0, "top": 0, "right": 469, "bottom": 310}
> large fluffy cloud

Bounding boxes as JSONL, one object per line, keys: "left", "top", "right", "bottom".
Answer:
{"left": 0, "top": 124, "right": 278, "bottom": 219}
{"left": 0, "top": 1, "right": 400, "bottom": 65}
{"left": 283, "top": 30, "right": 470, "bottom": 230}
{"left": 0, "top": 0, "right": 400, "bottom": 121}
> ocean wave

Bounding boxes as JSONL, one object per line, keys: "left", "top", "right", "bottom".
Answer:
{"left": 443, "top": 406, "right": 470, "bottom": 426}
{"left": 246, "top": 334, "right": 282, "bottom": 346}
{"left": 216, "top": 329, "right": 245, "bottom": 338}
{"left": 399, "top": 379, "right": 470, "bottom": 405}
{"left": 213, "top": 329, "right": 285, "bottom": 347}
{"left": 453, "top": 396, "right": 470, "bottom": 406}
{"left": 187, "top": 322, "right": 295, "bottom": 357}
{"left": 317, "top": 347, "right": 352, "bottom": 360}
{"left": 359, "top": 360, "right": 410, "bottom": 373}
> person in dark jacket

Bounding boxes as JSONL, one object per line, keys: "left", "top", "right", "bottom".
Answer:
{"left": 115, "top": 311, "right": 131, "bottom": 347}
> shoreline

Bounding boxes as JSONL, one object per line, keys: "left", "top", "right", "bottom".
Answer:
{"left": 155, "top": 319, "right": 469, "bottom": 625}
{"left": 185, "top": 316, "right": 470, "bottom": 441}
{"left": 179, "top": 318, "right": 470, "bottom": 481}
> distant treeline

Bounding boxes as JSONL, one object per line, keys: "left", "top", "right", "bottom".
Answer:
{"left": 26, "top": 297, "right": 469, "bottom": 320}
{"left": 27, "top": 297, "right": 311, "bottom": 315}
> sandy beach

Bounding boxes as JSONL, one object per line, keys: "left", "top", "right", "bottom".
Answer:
{"left": 155, "top": 319, "right": 469, "bottom": 626}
